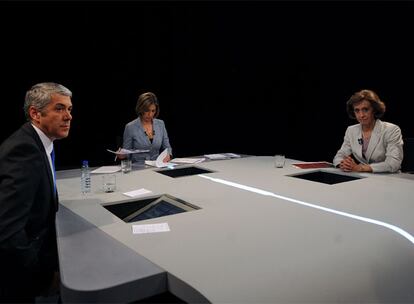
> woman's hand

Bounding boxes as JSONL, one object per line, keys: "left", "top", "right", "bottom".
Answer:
{"left": 339, "top": 156, "right": 356, "bottom": 172}
{"left": 339, "top": 156, "right": 372, "bottom": 172}
{"left": 163, "top": 154, "right": 171, "bottom": 163}
{"left": 115, "top": 148, "right": 127, "bottom": 160}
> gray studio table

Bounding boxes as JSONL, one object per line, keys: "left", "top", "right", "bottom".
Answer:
{"left": 56, "top": 156, "right": 414, "bottom": 303}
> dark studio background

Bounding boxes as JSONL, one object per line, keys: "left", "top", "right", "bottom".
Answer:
{"left": 0, "top": 1, "right": 413, "bottom": 170}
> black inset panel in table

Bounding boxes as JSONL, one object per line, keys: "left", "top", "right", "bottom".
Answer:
{"left": 103, "top": 194, "right": 200, "bottom": 223}
{"left": 128, "top": 200, "right": 186, "bottom": 222}
{"left": 156, "top": 166, "right": 214, "bottom": 178}
{"left": 289, "top": 171, "right": 363, "bottom": 185}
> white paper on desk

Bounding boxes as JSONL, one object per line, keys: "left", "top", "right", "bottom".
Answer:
{"left": 225, "top": 153, "right": 241, "bottom": 158}
{"left": 144, "top": 160, "right": 156, "bottom": 167}
{"left": 107, "top": 148, "right": 149, "bottom": 155}
{"left": 144, "top": 160, "right": 173, "bottom": 168}
{"left": 132, "top": 223, "right": 170, "bottom": 234}
{"left": 204, "top": 153, "right": 241, "bottom": 160}
{"left": 156, "top": 148, "right": 169, "bottom": 167}
{"left": 170, "top": 157, "right": 205, "bottom": 164}
{"left": 204, "top": 153, "right": 228, "bottom": 160}
{"left": 145, "top": 149, "right": 170, "bottom": 168}
{"left": 91, "top": 166, "right": 121, "bottom": 174}
{"left": 123, "top": 188, "right": 152, "bottom": 198}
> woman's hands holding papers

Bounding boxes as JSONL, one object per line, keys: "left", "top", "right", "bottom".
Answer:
{"left": 163, "top": 153, "right": 171, "bottom": 163}
{"left": 107, "top": 148, "right": 150, "bottom": 161}
{"left": 115, "top": 147, "right": 127, "bottom": 160}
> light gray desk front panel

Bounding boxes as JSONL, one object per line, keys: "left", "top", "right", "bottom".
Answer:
{"left": 56, "top": 157, "right": 414, "bottom": 303}
{"left": 56, "top": 204, "right": 166, "bottom": 303}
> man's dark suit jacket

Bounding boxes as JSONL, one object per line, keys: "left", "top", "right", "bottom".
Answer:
{"left": 0, "top": 122, "right": 58, "bottom": 301}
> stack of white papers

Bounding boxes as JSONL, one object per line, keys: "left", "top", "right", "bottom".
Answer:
{"left": 145, "top": 149, "right": 172, "bottom": 168}
{"left": 123, "top": 188, "right": 152, "bottom": 198}
{"left": 225, "top": 153, "right": 241, "bottom": 158}
{"left": 204, "top": 153, "right": 241, "bottom": 160}
{"left": 91, "top": 166, "right": 121, "bottom": 174}
{"left": 132, "top": 223, "right": 170, "bottom": 234}
{"left": 107, "top": 148, "right": 149, "bottom": 155}
{"left": 170, "top": 158, "right": 205, "bottom": 164}
{"left": 145, "top": 160, "right": 169, "bottom": 168}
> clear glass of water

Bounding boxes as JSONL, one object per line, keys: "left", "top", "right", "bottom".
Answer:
{"left": 102, "top": 174, "right": 116, "bottom": 192}
{"left": 121, "top": 159, "right": 132, "bottom": 173}
{"left": 274, "top": 154, "right": 285, "bottom": 168}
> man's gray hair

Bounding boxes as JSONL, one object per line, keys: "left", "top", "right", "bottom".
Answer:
{"left": 24, "top": 82, "right": 72, "bottom": 120}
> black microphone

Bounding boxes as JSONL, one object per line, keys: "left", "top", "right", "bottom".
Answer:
{"left": 358, "top": 138, "right": 363, "bottom": 145}
{"left": 144, "top": 130, "right": 155, "bottom": 137}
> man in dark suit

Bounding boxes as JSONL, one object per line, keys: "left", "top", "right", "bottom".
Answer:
{"left": 0, "top": 82, "right": 73, "bottom": 302}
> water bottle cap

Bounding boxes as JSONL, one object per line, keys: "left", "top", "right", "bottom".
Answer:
{"left": 82, "top": 160, "right": 89, "bottom": 166}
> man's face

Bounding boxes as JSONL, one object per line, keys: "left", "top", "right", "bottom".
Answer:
{"left": 31, "top": 94, "right": 73, "bottom": 140}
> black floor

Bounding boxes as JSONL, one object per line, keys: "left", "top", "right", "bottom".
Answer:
{"left": 133, "top": 292, "right": 186, "bottom": 304}
{"left": 35, "top": 291, "right": 186, "bottom": 304}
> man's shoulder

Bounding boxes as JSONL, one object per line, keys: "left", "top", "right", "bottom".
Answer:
{"left": 1, "top": 123, "right": 35, "bottom": 146}
{"left": 0, "top": 123, "right": 41, "bottom": 158}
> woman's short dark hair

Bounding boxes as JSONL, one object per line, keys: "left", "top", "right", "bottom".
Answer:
{"left": 346, "top": 89, "right": 386, "bottom": 119}
{"left": 135, "top": 92, "right": 160, "bottom": 118}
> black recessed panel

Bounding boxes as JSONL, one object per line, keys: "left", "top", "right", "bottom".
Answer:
{"left": 156, "top": 166, "right": 213, "bottom": 178}
{"left": 103, "top": 194, "right": 200, "bottom": 223}
{"left": 290, "top": 171, "right": 362, "bottom": 185}
{"left": 103, "top": 198, "right": 155, "bottom": 220}
{"left": 127, "top": 200, "right": 186, "bottom": 222}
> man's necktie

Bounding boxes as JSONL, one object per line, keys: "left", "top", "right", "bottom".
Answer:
{"left": 50, "top": 148, "right": 56, "bottom": 194}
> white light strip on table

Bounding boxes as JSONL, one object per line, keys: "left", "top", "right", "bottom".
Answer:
{"left": 198, "top": 175, "right": 414, "bottom": 245}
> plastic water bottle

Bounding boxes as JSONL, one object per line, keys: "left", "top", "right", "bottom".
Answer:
{"left": 81, "top": 160, "right": 91, "bottom": 194}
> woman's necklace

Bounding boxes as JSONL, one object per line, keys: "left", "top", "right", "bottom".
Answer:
{"left": 143, "top": 124, "right": 154, "bottom": 139}
{"left": 362, "top": 130, "right": 372, "bottom": 142}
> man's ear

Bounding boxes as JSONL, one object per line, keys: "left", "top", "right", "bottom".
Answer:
{"left": 29, "top": 106, "right": 41, "bottom": 121}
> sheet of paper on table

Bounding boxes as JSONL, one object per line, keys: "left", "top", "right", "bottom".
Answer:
{"left": 91, "top": 166, "right": 121, "bottom": 174}
{"left": 170, "top": 158, "right": 205, "bottom": 164}
{"left": 204, "top": 153, "right": 241, "bottom": 160}
{"left": 107, "top": 148, "right": 149, "bottom": 155}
